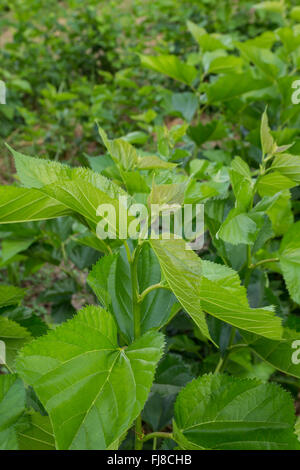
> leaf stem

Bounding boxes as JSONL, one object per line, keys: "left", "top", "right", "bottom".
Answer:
{"left": 130, "top": 242, "right": 144, "bottom": 450}
{"left": 131, "top": 244, "right": 142, "bottom": 341}
{"left": 249, "top": 257, "right": 279, "bottom": 270}
{"left": 124, "top": 240, "right": 132, "bottom": 264}
{"left": 135, "top": 414, "right": 143, "bottom": 450}
{"left": 138, "top": 282, "right": 169, "bottom": 303}
{"left": 140, "top": 431, "right": 173, "bottom": 444}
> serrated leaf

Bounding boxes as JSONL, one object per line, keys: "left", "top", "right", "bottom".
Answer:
{"left": 150, "top": 239, "right": 212, "bottom": 342}
{"left": 173, "top": 374, "right": 300, "bottom": 450}
{"left": 151, "top": 239, "right": 282, "bottom": 341}
{"left": 217, "top": 210, "right": 259, "bottom": 245}
{"left": 137, "top": 155, "right": 176, "bottom": 170}
{"left": 0, "top": 186, "right": 71, "bottom": 224}
{"left": 7, "top": 145, "right": 72, "bottom": 188}
{"left": 16, "top": 306, "right": 164, "bottom": 449}
{"left": 0, "top": 374, "right": 26, "bottom": 450}
{"left": 149, "top": 182, "right": 186, "bottom": 206}
{"left": 199, "top": 277, "right": 282, "bottom": 340}
{"left": 39, "top": 179, "right": 130, "bottom": 237}
{"left": 9, "top": 146, "right": 126, "bottom": 200}
{"left": 0, "top": 285, "right": 26, "bottom": 307}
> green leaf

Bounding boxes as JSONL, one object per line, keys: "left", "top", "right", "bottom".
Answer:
{"left": 201, "top": 259, "right": 248, "bottom": 304}
{"left": 0, "top": 284, "right": 26, "bottom": 308}
{"left": 188, "top": 120, "right": 227, "bottom": 147}
{"left": 9, "top": 146, "right": 126, "bottom": 200}
{"left": 16, "top": 306, "right": 164, "bottom": 449}
{"left": 18, "top": 413, "right": 55, "bottom": 450}
{"left": 1, "top": 238, "right": 35, "bottom": 263}
{"left": 137, "top": 155, "right": 176, "bottom": 170}
{"left": 217, "top": 210, "right": 259, "bottom": 245}
{"left": 187, "top": 21, "right": 229, "bottom": 51}
{"left": 122, "top": 171, "right": 150, "bottom": 194}
{"left": 0, "top": 186, "right": 71, "bottom": 224}
{"left": 7, "top": 145, "right": 72, "bottom": 188}
{"left": 140, "top": 54, "right": 197, "bottom": 86}
{"left": 207, "top": 55, "right": 244, "bottom": 74}
{"left": 199, "top": 276, "right": 282, "bottom": 340}
{"left": 207, "top": 72, "right": 268, "bottom": 102}
{"left": 151, "top": 239, "right": 282, "bottom": 341}
{"left": 150, "top": 239, "right": 212, "bottom": 342}
{"left": 138, "top": 243, "right": 177, "bottom": 334}
{"left": 173, "top": 374, "right": 300, "bottom": 450}
{"left": 0, "top": 317, "right": 32, "bottom": 368}
{"left": 0, "top": 375, "right": 26, "bottom": 450}
{"left": 267, "top": 190, "right": 293, "bottom": 236}
{"left": 242, "top": 328, "right": 300, "bottom": 379}
{"left": 40, "top": 179, "right": 130, "bottom": 237}
{"left": 186, "top": 20, "right": 206, "bottom": 44}
{"left": 171, "top": 92, "right": 198, "bottom": 122}
{"left": 149, "top": 182, "right": 186, "bottom": 206}
{"left": 237, "top": 44, "right": 285, "bottom": 80}
{"left": 98, "top": 127, "right": 138, "bottom": 171}
{"left": 279, "top": 221, "right": 300, "bottom": 304}
{"left": 230, "top": 157, "right": 253, "bottom": 210}
{"left": 257, "top": 171, "right": 296, "bottom": 197}
{"left": 88, "top": 250, "right": 133, "bottom": 341}
{"left": 271, "top": 153, "right": 300, "bottom": 183}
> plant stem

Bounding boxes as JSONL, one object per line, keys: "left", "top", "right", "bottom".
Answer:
{"left": 135, "top": 414, "right": 143, "bottom": 450}
{"left": 244, "top": 257, "right": 279, "bottom": 289}
{"left": 3, "top": 362, "right": 14, "bottom": 374}
{"left": 124, "top": 240, "right": 132, "bottom": 263}
{"left": 131, "top": 244, "right": 142, "bottom": 341}
{"left": 130, "top": 243, "right": 143, "bottom": 450}
{"left": 244, "top": 245, "right": 253, "bottom": 289}
{"left": 141, "top": 432, "right": 173, "bottom": 444}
